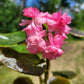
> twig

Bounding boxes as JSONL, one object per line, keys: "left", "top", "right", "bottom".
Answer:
{"left": 44, "top": 59, "right": 50, "bottom": 84}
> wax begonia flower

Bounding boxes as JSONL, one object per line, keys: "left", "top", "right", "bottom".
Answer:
{"left": 20, "top": 7, "right": 72, "bottom": 60}
{"left": 61, "top": 13, "right": 71, "bottom": 24}
{"left": 46, "top": 10, "right": 61, "bottom": 28}
{"left": 26, "top": 36, "right": 46, "bottom": 54}
{"left": 42, "top": 33, "right": 64, "bottom": 60}
{"left": 23, "top": 7, "right": 40, "bottom": 18}
{"left": 19, "top": 19, "right": 32, "bottom": 26}
{"left": 34, "top": 12, "right": 48, "bottom": 26}
{"left": 47, "top": 10, "right": 71, "bottom": 39}
{"left": 23, "top": 22, "right": 46, "bottom": 37}
{"left": 42, "top": 46, "right": 63, "bottom": 60}
{"left": 21, "top": 21, "right": 46, "bottom": 54}
{"left": 65, "top": 25, "right": 71, "bottom": 34}
{"left": 20, "top": 7, "right": 48, "bottom": 29}
{"left": 48, "top": 33, "right": 64, "bottom": 48}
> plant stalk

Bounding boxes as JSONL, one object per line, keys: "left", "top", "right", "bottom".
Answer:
{"left": 39, "top": 76, "right": 43, "bottom": 84}
{"left": 44, "top": 59, "right": 50, "bottom": 84}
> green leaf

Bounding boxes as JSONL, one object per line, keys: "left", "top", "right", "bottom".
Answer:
{"left": 43, "top": 24, "right": 48, "bottom": 29}
{"left": 52, "top": 71, "right": 77, "bottom": 79}
{"left": 0, "top": 31, "right": 26, "bottom": 47}
{"left": 0, "top": 48, "right": 46, "bottom": 76}
{"left": 47, "top": 76, "right": 71, "bottom": 84}
{"left": 11, "top": 45, "right": 30, "bottom": 53}
{"left": 13, "top": 76, "right": 33, "bottom": 84}
{"left": 11, "top": 45, "right": 43, "bottom": 59}
{"left": 70, "top": 28, "right": 84, "bottom": 37}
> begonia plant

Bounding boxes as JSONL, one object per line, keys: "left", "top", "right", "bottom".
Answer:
{"left": 0, "top": 7, "right": 77, "bottom": 84}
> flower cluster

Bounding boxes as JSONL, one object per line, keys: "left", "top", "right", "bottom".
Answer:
{"left": 20, "top": 7, "right": 71, "bottom": 60}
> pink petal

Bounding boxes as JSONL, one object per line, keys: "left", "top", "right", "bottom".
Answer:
{"left": 23, "top": 7, "right": 40, "bottom": 17}
{"left": 27, "top": 36, "right": 46, "bottom": 54}
{"left": 19, "top": 19, "right": 32, "bottom": 26}
{"left": 38, "top": 12, "right": 48, "bottom": 17}
{"left": 48, "top": 33, "right": 54, "bottom": 46}
{"left": 54, "top": 35, "right": 64, "bottom": 48}
{"left": 56, "top": 48, "right": 63, "bottom": 56}
{"left": 40, "top": 30, "right": 46, "bottom": 37}
{"left": 67, "top": 16, "right": 71, "bottom": 24}
{"left": 42, "top": 46, "right": 63, "bottom": 60}
{"left": 62, "top": 13, "right": 71, "bottom": 24}
{"left": 47, "top": 13, "right": 52, "bottom": 18}
{"left": 52, "top": 12, "right": 58, "bottom": 21}
{"left": 35, "top": 17, "right": 47, "bottom": 25}
{"left": 58, "top": 10, "right": 62, "bottom": 18}
{"left": 47, "top": 18, "right": 57, "bottom": 26}
{"left": 65, "top": 25, "right": 71, "bottom": 34}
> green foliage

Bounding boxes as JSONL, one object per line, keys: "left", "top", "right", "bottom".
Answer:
{"left": 47, "top": 76, "right": 71, "bottom": 84}
{"left": 61, "top": 0, "right": 69, "bottom": 7}
{"left": 0, "top": 31, "right": 26, "bottom": 47}
{"left": 0, "top": 48, "right": 46, "bottom": 76}
{"left": 71, "top": 10, "right": 84, "bottom": 31}
{"left": 40, "top": 0, "right": 62, "bottom": 13}
{"left": 13, "top": 76, "right": 33, "bottom": 84}
{"left": 70, "top": 28, "right": 84, "bottom": 37}
{"left": 47, "top": 0, "right": 61, "bottom": 13}
{"left": 52, "top": 71, "right": 77, "bottom": 79}
{"left": 0, "top": 0, "right": 22, "bottom": 33}
{"left": 12, "top": 45, "right": 29, "bottom": 53}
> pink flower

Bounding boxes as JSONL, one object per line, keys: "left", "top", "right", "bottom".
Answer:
{"left": 42, "top": 46, "right": 63, "bottom": 60}
{"left": 27, "top": 36, "right": 46, "bottom": 54}
{"left": 65, "top": 25, "right": 71, "bottom": 34}
{"left": 22, "top": 22, "right": 46, "bottom": 54}
{"left": 47, "top": 10, "right": 71, "bottom": 26}
{"left": 23, "top": 7, "right": 40, "bottom": 18}
{"left": 46, "top": 10, "right": 61, "bottom": 28}
{"left": 48, "top": 33, "right": 64, "bottom": 48}
{"left": 19, "top": 19, "right": 32, "bottom": 26}
{"left": 34, "top": 12, "right": 48, "bottom": 27}
{"left": 20, "top": 7, "right": 48, "bottom": 28}
{"left": 47, "top": 10, "right": 71, "bottom": 39}
{"left": 61, "top": 13, "right": 71, "bottom": 24}
{"left": 23, "top": 22, "right": 46, "bottom": 37}
{"left": 20, "top": 7, "right": 72, "bottom": 60}
{"left": 42, "top": 33, "right": 64, "bottom": 60}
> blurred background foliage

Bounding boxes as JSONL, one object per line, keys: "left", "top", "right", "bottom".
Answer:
{"left": 0, "top": 0, "right": 22, "bottom": 33}
{"left": 0, "top": 0, "right": 84, "bottom": 33}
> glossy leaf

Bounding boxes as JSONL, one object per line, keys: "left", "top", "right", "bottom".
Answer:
{"left": 52, "top": 71, "right": 77, "bottom": 79}
{"left": 0, "top": 48, "right": 46, "bottom": 76}
{"left": 70, "top": 28, "right": 84, "bottom": 37}
{"left": 11, "top": 45, "right": 43, "bottom": 60}
{"left": 47, "top": 76, "right": 71, "bottom": 84}
{"left": 13, "top": 76, "right": 33, "bottom": 84}
{"left": 0, "top": 31, "right": 26, "bottom": 47}
{"left": 11, "top": 45, "right": 30, "bottom": 53}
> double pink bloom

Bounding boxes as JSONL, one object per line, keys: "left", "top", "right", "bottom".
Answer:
{"left": 20, "top": 7, "right": 71, "bottom": 60}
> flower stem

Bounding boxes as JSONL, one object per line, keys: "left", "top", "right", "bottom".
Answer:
{"left": 39, "top": 76, "right": 43, "bottom": 84}
{"left": 44, "top": 59, "right": 50, "bottom": 84}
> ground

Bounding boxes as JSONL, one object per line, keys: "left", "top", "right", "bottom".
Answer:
{"left": 0, "top": 40, "right": 84, "bottom": 84}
